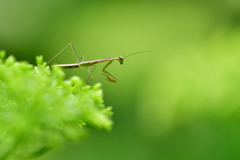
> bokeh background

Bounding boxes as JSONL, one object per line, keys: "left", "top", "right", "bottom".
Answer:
{"left": 1, "top": 0, "right": 240, "bottom": 159}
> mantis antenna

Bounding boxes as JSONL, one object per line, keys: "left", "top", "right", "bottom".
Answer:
{"left": 124, "top": 50, "right": 152, "bottom": 59}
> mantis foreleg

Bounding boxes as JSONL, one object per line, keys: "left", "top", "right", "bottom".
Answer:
{"left": 102, "top": 61, "right": 117, "bottom": 83}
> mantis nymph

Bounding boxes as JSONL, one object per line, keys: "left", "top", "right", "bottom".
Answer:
{"left": 48, "top": 43, "right": 150, "bottom": 83}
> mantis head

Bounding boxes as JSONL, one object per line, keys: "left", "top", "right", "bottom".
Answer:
{"left": 119, "top": 56, "right": 124, "bottom": 64}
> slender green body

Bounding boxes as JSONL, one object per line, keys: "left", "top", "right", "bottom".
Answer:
{"left": 51, "top": 57, "right": 123, "bottom": 69}
{"left": 51, "top": 56, "right": 124, "bottom": 83}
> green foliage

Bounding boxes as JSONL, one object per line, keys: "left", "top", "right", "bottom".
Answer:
{"left": 0, "top": 50, "right": 113, "bottom": 159}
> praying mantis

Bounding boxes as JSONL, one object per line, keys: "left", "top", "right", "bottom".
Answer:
{"left": 48, "top": 43, "right": 150, "bottom": 84}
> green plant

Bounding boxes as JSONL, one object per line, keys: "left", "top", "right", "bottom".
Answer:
{"left": 0, "top": 51, "right": 113, "bottom": 159}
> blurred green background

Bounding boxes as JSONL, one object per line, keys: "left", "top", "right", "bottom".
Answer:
{"left": 1, "top": 0, "right": 240, "bottom": 159}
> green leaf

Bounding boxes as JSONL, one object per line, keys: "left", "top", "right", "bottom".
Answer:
{"left": 0, "top": 54, "right": 113, "bottom": 159}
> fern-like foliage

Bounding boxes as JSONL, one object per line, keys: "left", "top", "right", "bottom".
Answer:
{"left": 0, "top": 51, "right": 113, "bottom": 159}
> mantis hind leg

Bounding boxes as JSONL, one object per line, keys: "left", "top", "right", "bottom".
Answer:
{"left": 65, "top": 55, "right": 85, "bottom": 79}
{"left": 48, "top": 43, "right": 83, "bottom": 79}
{"left": 102, "top": 61, "right": 117, "bottom": 83}
{"left": 47, "top": 43, "right": 81, "bottom": 67}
